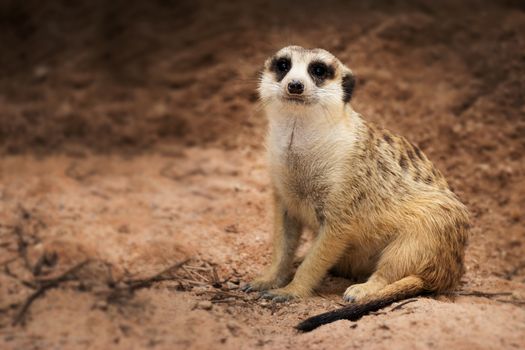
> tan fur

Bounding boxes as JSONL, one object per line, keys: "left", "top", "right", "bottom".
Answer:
{"left": 245, "top": 46, "right": 469, "bottom": 307}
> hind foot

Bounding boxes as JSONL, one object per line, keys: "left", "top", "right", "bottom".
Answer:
{"left": 343, "top": 279, "right": 387, "bottom": 302}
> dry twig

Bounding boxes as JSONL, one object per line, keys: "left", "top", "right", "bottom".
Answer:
{"left": 448, "top": 290, "right": 513, "bottom": 298}
{"left": 124, "top": 258, "right": 191, "bottom": 290}
{"left": 391, "top": 298, "right": 418, "bottom": 311}
{"left": 104, "top": 259, "right": 191, "bottom": 304}
{"left": 445, "top": 290, "right": 525, "bottom": 307}
{"left": 12, "top": 260, "right": 90, "bottom": 326}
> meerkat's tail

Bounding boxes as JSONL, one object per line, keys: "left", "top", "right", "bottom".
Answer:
{"left": 296, "top": 275, "right": 425, "bottom": 332}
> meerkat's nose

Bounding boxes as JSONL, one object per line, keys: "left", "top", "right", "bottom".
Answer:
{"left": 287, "top": 80, "right": 304, "bottom": 95}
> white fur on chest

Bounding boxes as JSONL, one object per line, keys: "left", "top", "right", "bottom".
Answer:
{"left": 267, "top": 109, "right": 353, "bottom": 159}
{"left": 265, "top": 109, "right": 358, "bottom": 224}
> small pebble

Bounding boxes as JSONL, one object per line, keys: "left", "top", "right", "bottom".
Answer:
{"left": 193, "top": 286, "right": 212, "bottom": 295}
{"left": 195, "top": 300, "right": 213, "bottom": 310}
{"left": 226, "top": 282, "right": 238, "bottom": 290}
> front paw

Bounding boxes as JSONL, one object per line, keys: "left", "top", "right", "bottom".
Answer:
{"left": 260, "top": 287, "right": 307, "bottom": 303}
{"left": 241, "top": 277, "right": 284, "bottom": 293}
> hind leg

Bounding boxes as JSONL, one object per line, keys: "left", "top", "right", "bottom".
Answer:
{"left": 331, "top": 247, "right": 376, "bottom": 281}
{"left": 343, "top": 239, "right": 420, "bottom": 302}
{"left": 343, "top": 234, "right": 422, "bottom": 302}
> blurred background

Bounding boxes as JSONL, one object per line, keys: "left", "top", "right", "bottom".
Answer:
{"left": 0, "top": 0, "right": 524, "bottom": 349}
{"left": 1, "top": 0, "right": 522, "bottom": 154}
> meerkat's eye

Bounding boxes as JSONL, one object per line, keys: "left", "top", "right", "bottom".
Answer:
{"left": 276, "top": 58, "right": 291, "bottom": 73}
{"left": 270, "top": 56, "right": 292, "bottom": 82}
{"left": 310, "top": 62, "right": 327, "bottom": 78}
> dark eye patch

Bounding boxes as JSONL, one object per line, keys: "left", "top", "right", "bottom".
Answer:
{"left": 308, "top": 61, "right": 335, "bottom": 86}
{"left": 270, "top": 56, "right": 291, "bottom": 82}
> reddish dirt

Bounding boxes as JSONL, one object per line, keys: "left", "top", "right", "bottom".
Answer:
{"left": 1, "top": 1, "right": 524, "bottom": 349}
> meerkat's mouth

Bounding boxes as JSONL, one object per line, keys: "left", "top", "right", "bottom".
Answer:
{"left": 281, "top": 95, "right": 313, "bottom": 105}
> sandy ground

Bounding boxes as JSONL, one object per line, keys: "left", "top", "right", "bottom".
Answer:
{"left": 1, "top": 1, "right": 525, "bottom": 349}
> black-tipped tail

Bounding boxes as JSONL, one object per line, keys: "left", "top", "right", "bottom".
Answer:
{"left": 295, "top": 297, "right": 395, "bottom": 332}
{"left": 296, "top": 275, "right": 425, "bottom": 332}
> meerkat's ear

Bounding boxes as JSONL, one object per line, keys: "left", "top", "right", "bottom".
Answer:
{"left": 342, "top": 71, "right": 356, "bottom": 103}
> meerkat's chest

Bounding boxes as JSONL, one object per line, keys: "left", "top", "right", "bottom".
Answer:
{"left": 267, "top": 122, "right": 351, "bottom": 223}
{"left": 270, "top": 150, "right": 331, "bottom": 228}
{"left": 272, "top": 149, "right": 329, "bottom": 201}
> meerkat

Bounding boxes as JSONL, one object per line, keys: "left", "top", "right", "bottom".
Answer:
{"left": 241, "top": 45, "right": 470, "bottom": 332}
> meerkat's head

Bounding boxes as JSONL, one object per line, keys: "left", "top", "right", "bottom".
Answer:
{"left": 258, "top": 46, "right": 355, "bottom": 114}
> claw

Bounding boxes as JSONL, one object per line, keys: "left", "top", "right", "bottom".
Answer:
{"left": 260, "top": 291, "right": 273, "bottom": 300}
{"left": 241, "top": 284, "right": 254, "bottom": 293}
{"left": 272, "top": 295, "right": 291, "bottom": 303}
{"left": 260, "top": 291, "right": 293, "bottom": 302}
{"left": 343, "top": 294, "right": 356, "bottom": 303}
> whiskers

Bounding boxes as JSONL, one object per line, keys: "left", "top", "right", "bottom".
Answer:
{"left": 253, "top": 98, "right": 273, "bottom": 113}
{"left": 312, "top": 85, "right": 343, "bottom": 127}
